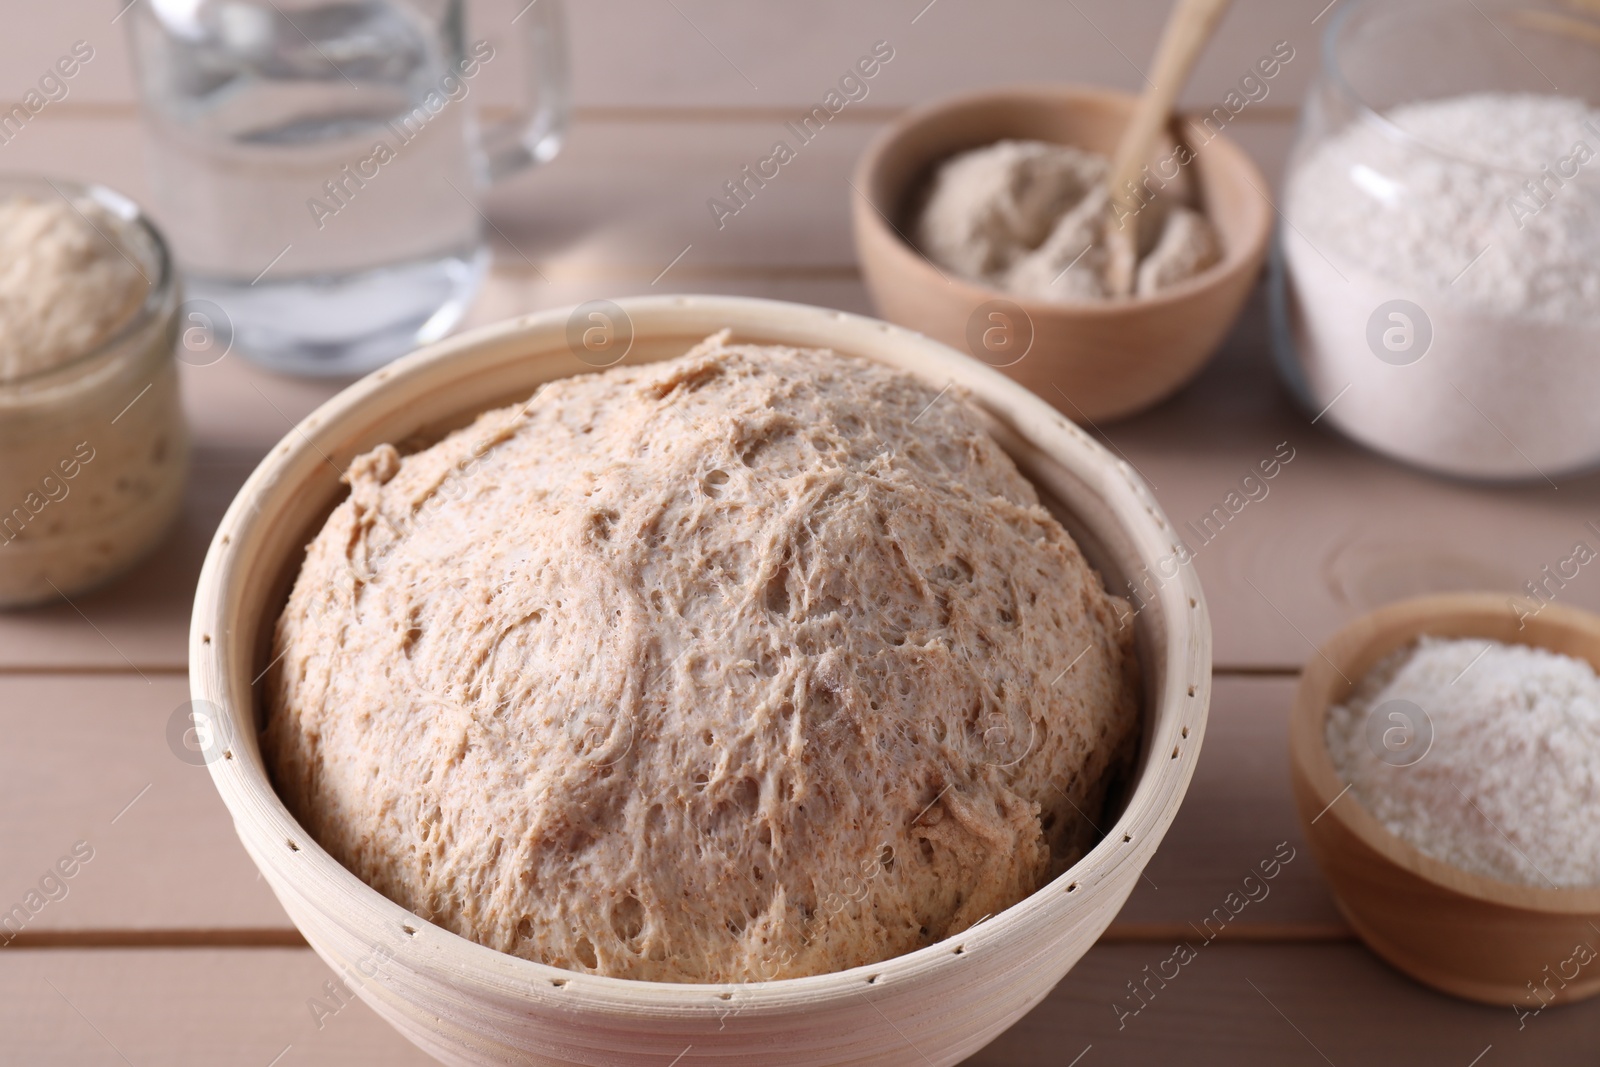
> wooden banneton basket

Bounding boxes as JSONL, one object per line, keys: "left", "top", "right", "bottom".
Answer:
{"left": 1289, "top": 593, "right": 1600, "bottom": 1007}
{"left": 852, "top": 84, "right": 1272, "bottom": 423}
{"left": 190, "top": 296, "right": 1212, "bottom": 1066}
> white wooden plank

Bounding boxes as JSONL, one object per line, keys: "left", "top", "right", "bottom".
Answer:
{"left": 0, "top": 943, "right": 1590, "bottom": 1065}
{"left": 0, "top": 948, "right": 434, "bottom": 1065}
{"left": 1114, "top": 676, "right": 1341, "bottom": 935}
{"left": 969, "top": 942, "right": 1595, "bottom": 1066}
{"left": 0, "top": 0, "right": 1327, "bottom": 111}
{"left": 0, "top": 675, "right": 287, "bottom": 936}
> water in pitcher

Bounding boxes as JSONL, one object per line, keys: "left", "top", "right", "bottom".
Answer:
{"left": 130, "top": 0, "right": 489, "bottom": 374}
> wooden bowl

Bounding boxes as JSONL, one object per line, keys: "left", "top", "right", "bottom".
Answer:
{"left": 851, "top": 84, "right": 1272, "bottom": 423}
{"left": 1289, "top": 593, "right": 1600, "bottom": 1007}
{"left": 190, "top": 295, "right": 1211, "bottom": 1066}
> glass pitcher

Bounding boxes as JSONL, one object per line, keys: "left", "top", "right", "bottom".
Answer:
{"left": 126, "top": 0, "right": 569, "bottom": 377}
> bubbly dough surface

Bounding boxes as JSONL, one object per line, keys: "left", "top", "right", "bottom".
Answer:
{"left": 0, "top": 194, "right": 147, "bottom": 381}
{"left": 265, "top": 335, "right": 1139, "bottom": 983}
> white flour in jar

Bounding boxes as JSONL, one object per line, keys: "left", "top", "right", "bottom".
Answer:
{"left": 1281, "top": 93, "right": 1600, "bottom": 479}
{"left": 1326, "top": 637, "right": 1600, "bottom": 888}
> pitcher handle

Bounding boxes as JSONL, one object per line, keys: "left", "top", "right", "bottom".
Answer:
{"left": 481, "top": 0, "right": 571, "bottom": 182}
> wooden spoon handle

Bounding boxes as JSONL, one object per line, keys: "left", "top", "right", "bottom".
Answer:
{"left": 1105, "top": 0, "right": 1234, "bottom": 296}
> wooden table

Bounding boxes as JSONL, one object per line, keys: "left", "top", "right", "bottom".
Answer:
{"left": 3, "top": 1, "right": 1597, "bottom": 1062}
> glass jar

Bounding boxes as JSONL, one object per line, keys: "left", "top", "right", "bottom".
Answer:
{"left": 0, "top": 177, "right": 188, "bottom": 608}
{"left": 125, "top": 0, "right": 570, "bottom": 377}
{"left": 1270, "top": 0, "right": 1600, "bottom": 481}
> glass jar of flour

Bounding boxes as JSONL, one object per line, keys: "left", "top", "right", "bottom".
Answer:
{"left": 0, "top": 177, "right": 188, "bottom": 608}
{"left": 1271, "top": 0, "right": 1600, "bottom": 482}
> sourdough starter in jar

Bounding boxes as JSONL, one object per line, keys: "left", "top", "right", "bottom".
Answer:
{"left": 0, "top": 182, "right": 188, "bottom": 608}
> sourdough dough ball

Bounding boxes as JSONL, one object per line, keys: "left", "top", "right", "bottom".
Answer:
{"left": 265, "top": 334, "right": 1140, "bottom": 983}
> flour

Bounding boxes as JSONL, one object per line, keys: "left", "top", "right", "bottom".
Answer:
{"left": 0, "top": 194, "right": 147, "bottom": 381}
{"left": 916, "top": 139, "right": 1219, "bottom": 302}
{"left": 1326, "top": 637, "right": 1600, "bottom": 888}
{"left": 1280, "top": 93, "right": 1600, "bottom": 478}
{"left": 1291, "top": 93, "right": 1600, "bottom": 319}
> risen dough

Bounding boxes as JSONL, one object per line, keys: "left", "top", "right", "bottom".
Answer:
{"left": 265, "top": 334, "right": 1140, "bottom": 983}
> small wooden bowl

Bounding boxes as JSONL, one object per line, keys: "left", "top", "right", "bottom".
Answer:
{"left": 852, "top": 84, "right": 1272, "bottom": 423}
{"left": 1289, "top": 593, "right": 1600, "bottom": 1007}
{"left": 191, "top": 296, "right": 1211, "bottom": 1066}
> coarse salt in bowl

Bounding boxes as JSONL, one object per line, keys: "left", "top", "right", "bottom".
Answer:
{"left": 190, "top": 296, "right": 1210, "bottom": 1066}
